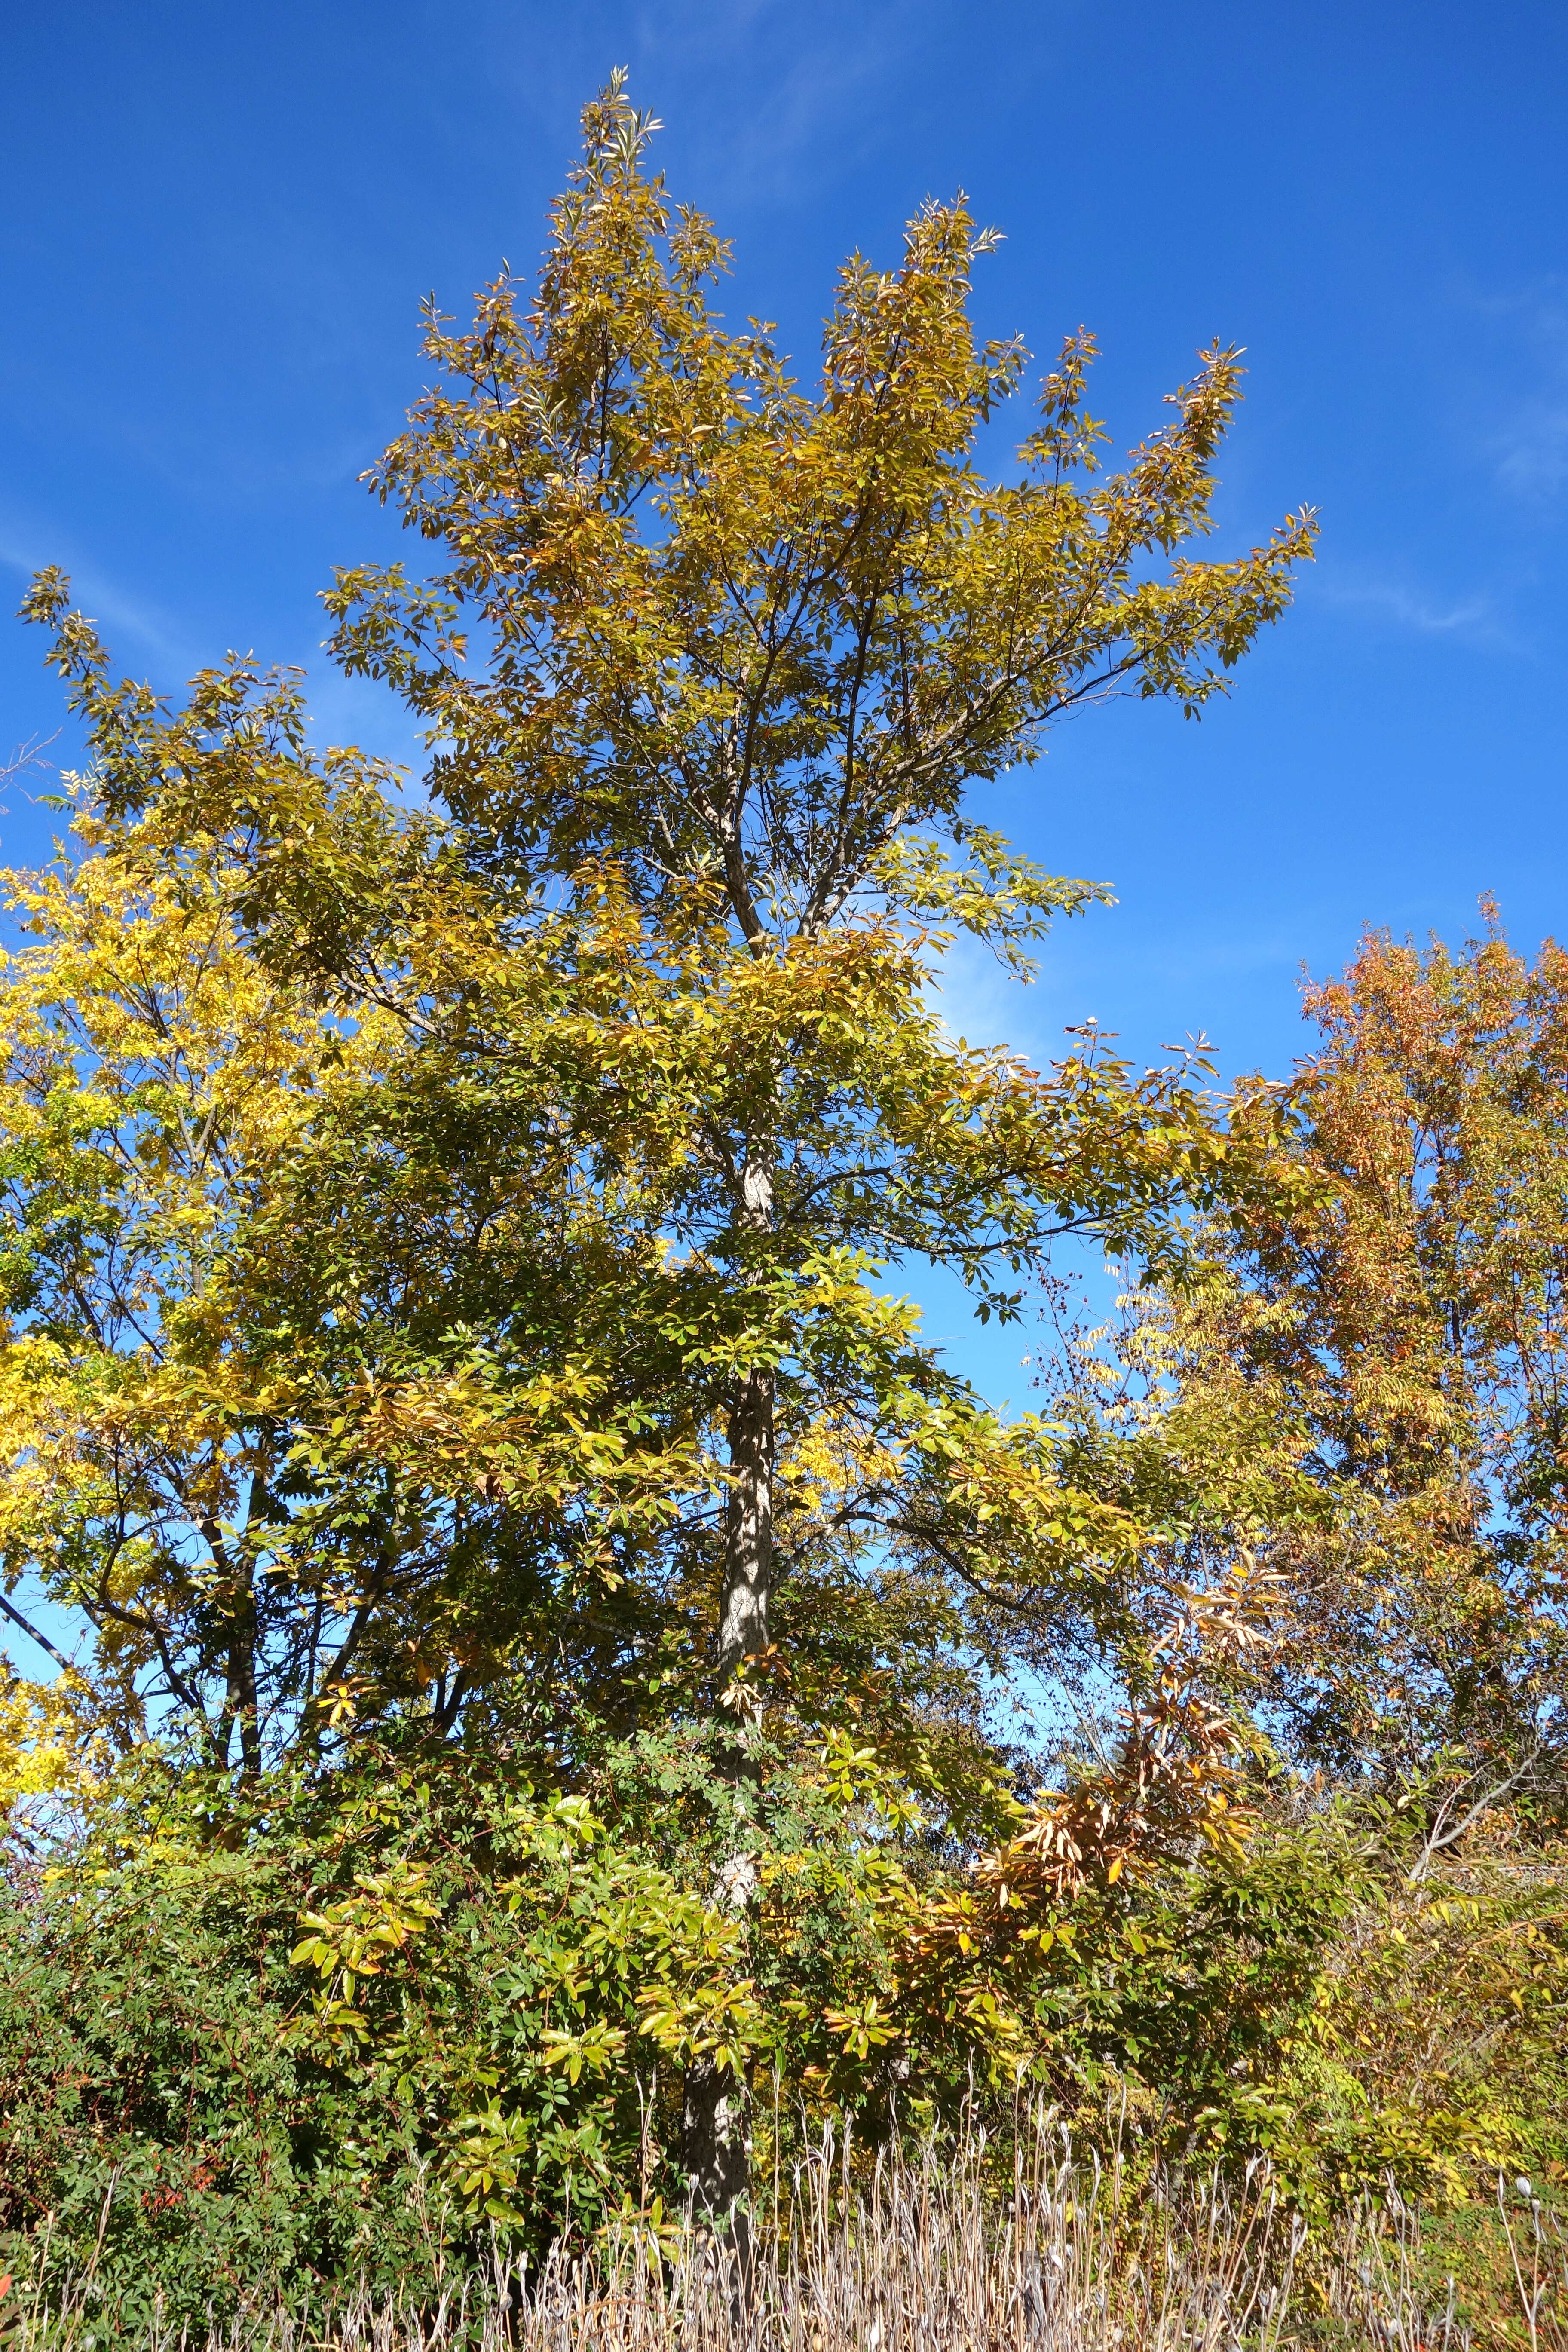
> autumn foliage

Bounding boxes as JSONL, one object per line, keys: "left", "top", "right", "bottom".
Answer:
{"left": 0, "top": 73, "right": 1562, "bottom": 2334}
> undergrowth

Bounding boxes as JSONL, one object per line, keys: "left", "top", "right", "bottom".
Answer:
{"left": 1, "top": 2122, "right": 1563, "bottom": 2352}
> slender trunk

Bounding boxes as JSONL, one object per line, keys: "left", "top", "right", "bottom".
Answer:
{"left": 683, "top": 1841, "right": 761, "bottom": 2249}
{"left": 717, "top": 1360, "right": 774, "bottom": 1677}
{"left": 207, "top": 1517, "right": 260, "bottom": 1779}
{"left": 682, "top": 2051, "right": 753, "bottom": 2220}
{"left": 715, "top": 1149, "right": 776, "bottom": 1680}
{"left": 685, "top": 1149, "right": 774, "bottom": 2223}
{"left": 228, "top": 1570, "right": 260, "bottom": 1779}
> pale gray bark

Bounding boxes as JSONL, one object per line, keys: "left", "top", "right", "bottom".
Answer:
{"left": 683, "top": 1842, "right": 759, "bottom": 2235}
{"left": 717, "top": 1361, "right": 774, "bottom": 1679}
{"left": 682, "top": 2053, "right": 752, "bottom": 2221}
{"left": 715, "top": 1150, "right": 776, "bottom": 1680}
{"left": 686, "top": 1149, "right": 774, "bottom": 2220}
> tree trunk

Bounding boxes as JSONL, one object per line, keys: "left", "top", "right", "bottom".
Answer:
{"left": 717, "top": 1360, "right": 774, "bottom": 1678}
{"left": 682, "top": 1840, "right": 761, "bottom": 2254}
{"left": 682, "top": 2049, "right": 752, "bottom": 2217}
{"left": 716, "top": 1148, "right": 776, "bottom": 1679}
{"left": 684, "top": 1148, "right": 774, "bottom": 2224}
{"left": 208, "top": 1518, "right": 260, "bottom": 1779}
{"left": 228, "top": 1585, "right": 260, "bottom": 1779}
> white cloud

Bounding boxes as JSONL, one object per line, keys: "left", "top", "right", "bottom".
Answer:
{"left": 1493, "top": 397, "right": 1568, "bottom": 498}
{"left": 1471, "top": 280, "right": 1568, "bottom": 504}
{"left": 0, "top": 526, "right": 192, "bottom": 670}
{"left": 923, "top": 927, "right": 1039, "bottom": 1055}
{"left": 1310, "top": 564, "right": 1508, "bottom": 649}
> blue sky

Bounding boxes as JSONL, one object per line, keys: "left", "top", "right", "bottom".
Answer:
{"left": 2, "top": 0, "right": 1565, "bottom": 1405}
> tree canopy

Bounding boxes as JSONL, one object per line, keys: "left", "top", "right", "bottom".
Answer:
{"left": 16, "top": 76, "right": 1562, "bottom": 2316}
{"left": 5, "top": 75, "right": 1313, "bottom": 1800}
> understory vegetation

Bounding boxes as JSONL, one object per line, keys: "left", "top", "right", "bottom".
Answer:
{"left": 1, "top": 2122, "right": 1565, "bottom": 2351}
{"left": 1, "top": 74, "right": 1564, "bottom": 2345}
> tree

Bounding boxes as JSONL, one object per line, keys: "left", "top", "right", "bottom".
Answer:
{"left": 8, "top": 72, "right": 1314, "bottom": 2218}
{"left": 0, "top": 787, "right": 699, "bottom": 1779}
{"left": 1158, "top": 913, "right": 1568, "bottom": 1801}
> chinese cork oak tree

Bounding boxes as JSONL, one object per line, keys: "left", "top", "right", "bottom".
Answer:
{"left": 13, "top": 73, "right": 1314, "bottom": 2220}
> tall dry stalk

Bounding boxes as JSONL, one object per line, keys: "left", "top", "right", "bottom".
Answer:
{"left": 6, "top": 2119, "right": 1559, "bottom": 2351}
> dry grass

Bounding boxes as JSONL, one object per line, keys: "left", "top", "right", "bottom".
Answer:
{"left": 4, "top": 2123, "right": 1563, "bottom": 2351}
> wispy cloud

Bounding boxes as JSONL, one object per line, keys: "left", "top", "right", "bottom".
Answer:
{"left": 631, "top": 0, "right": 921, "bottom": 204}
{"left": 1310, "top": 565, "right": 1510, "bottom": 650}
{"left": 923, "top": 929, "right": 1038, "bottom": 1056}
{"left": 1470, "top": 280, "right": 1568, "bottom": 502}
{"left": 0, "top": 525, "right": 192, "bottom": 671}
{"left": 1492, "top": 395, "right": 1568, "bottom": 499}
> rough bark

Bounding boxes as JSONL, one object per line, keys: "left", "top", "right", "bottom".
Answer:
{"left": 682, "top": 1841, "right": 761, "bottom": 2245}
{"left": 715, "top": 1148, "right": 777, "bottom": 1681}
{"left": 717, "top": 1360, "right": 775, "bottom": 1678}
{"left": 684, "top": 1148, "right": 774, "bottom": 2222}
{"left": 682, "top": 2052, "right": 752, "bottom": 2216}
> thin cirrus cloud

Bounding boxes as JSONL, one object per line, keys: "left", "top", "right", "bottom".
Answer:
{"left": 0, "top": 529, "right": 193, "bottom": 672}
{"left": 1310, "top": 567, "right": 1501, "bottom": 646}
{"left": 1466, "top": 279, "right": 1568, "bottom": 500}
{"left": 1492, "top": 396, "right": 1568, "bottom": 498}
{"left": 634, "top": 5, "right": 921, "bottom": 206}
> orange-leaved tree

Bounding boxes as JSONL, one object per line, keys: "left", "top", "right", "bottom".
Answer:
{"left": 1184, "top": 912, "right": 1568, "bottom": 1811}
